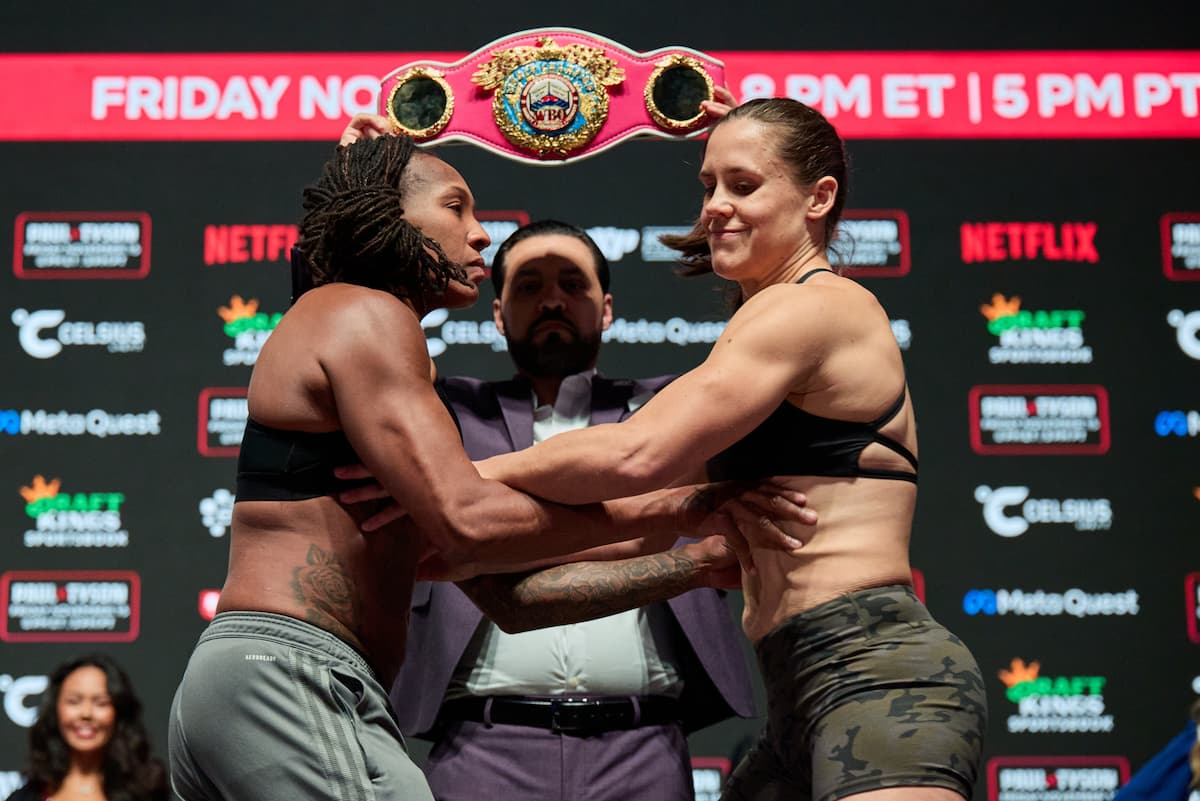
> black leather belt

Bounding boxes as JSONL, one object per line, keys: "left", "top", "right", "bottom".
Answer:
{"left": 438, "top": 695, "right": 682, "bottom": 734}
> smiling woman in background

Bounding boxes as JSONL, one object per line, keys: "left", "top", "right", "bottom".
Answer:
{"left": 6, "top": 654, "right": 166, "bottom": 801}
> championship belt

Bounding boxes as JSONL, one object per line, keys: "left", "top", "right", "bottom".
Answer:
{"left": 379, "top": 28, "right": 725, "bottom": 164}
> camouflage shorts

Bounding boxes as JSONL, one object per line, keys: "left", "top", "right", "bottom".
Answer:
{"left": 723, "top": 584, "right": 986, "bottom": 801}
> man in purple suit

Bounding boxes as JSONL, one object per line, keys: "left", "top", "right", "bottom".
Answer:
{"left": 389, "top": 220, "right": 756, "bottom": 801}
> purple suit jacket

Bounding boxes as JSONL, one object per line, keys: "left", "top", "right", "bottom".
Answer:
{"left": 390, "top": 373, "right": 756, "bottom": 736}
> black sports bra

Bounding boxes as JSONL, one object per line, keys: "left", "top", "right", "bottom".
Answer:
{"left": 706, "top": 268, "right": 918, "bottom": 484}
{"left": 234, "top": 385, "right": 463, "bottom": 502}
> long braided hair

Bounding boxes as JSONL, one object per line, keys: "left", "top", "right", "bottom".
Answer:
{"left": 297, "top": 134, "right": 469, "bottom": 306}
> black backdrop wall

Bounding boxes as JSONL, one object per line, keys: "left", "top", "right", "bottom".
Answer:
{"left": 1, "top": 4, "right": 1197, "bottom": 800}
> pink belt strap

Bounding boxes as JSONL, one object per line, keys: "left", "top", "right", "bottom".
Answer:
{"left": 379, "top": 28, "right": 726, "bottom": 164}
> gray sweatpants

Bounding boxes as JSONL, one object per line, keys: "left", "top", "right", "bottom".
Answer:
{"left": 168, "top": 611, "right": 432, "bottom": 801}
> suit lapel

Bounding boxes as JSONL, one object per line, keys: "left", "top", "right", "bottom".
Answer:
{"left": 590, "top": 375, "right": 636, "bottom": 425}
{"left": 494, "top": 377, "right": 535, "bottom": 451}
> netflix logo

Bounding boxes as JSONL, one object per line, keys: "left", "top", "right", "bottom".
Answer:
{"left": 961, "top": 222, "right": 1099, "bottom": 264}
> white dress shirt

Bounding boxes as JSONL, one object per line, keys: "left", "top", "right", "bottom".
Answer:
{"left": 446, "top": 371, "right": 685, "bottom": 699}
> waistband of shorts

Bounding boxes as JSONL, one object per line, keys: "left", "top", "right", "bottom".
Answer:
{"left": 755, "top": 583, "right": 928, "bottom": 652}
{"left": 199, "top": 611, "right": 375, "bottom": 678}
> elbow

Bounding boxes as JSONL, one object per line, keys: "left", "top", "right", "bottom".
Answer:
{"left": 435, "top": 494, "right": 513, "bottom": 563}
{"left": 614, "top": 442, "right": 678, "bottom": 494}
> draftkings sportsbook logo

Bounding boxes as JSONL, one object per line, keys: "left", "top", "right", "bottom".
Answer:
{"left": 970, "top": 385, "right": 1109, "bottom": 455}
{"left": 219, "top": 295, "right": 281, "bottom": 366}
{"left": 979, "top": 295, "right": 1090, "bottom": 364}
{"left": 988, "top": 756, "right": 1129, "bottom": 801}
{"left": 1, "top": 570, "right": 140, "bottom": 642}
{"left": 999, "top": 658, "right": 1112, "bottom": 734}
{"left": 19, "top": 475, "right": 129, "bottom": 548}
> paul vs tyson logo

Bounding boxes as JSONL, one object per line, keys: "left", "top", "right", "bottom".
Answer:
{"left": 1161, "top": 212, "right": 1200, "bottom": 280}
{"left": 987, "top": 756, "right": 1129, "bottom": 801}
{"left": 2, "top": 570, "right": 140, "bottom": 642}
{"left": 979, "top": 294, "right": 1090, "bottom": 364}
{"left": 219, "top": 295, "right": 281, "bottom": 366}
{"left": 13, "top": 212, "right": 151, "bottom": 279}
{"left": 970, "top": 385, "right": 1110, "bottom": 455}
{"left": 19, "top": 475, "right": 129, "bottom": 548}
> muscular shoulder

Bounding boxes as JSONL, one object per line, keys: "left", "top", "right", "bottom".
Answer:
{"left": 292, "top": 284, "right": 427, "bottom": 362}
{"left": 732, "top": 273, "right": 884, "bottom": 348}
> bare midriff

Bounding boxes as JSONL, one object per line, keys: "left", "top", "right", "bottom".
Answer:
{"left": 216, "top": 496, "right": 424, "bottom": 686}
{"left": 740, "top": 474, "right": 917, "bottom": 644}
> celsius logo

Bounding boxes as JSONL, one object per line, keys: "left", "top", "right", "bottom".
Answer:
{"left": 970, "top": 384, "right": 1109, "bottom": 455}
{"left": 987, "top": 756, "right": 1129, "bottom": 801}
{"left": 19, "top": 475, "right": 128, "bottom": 549}
{"left": 14, "top": 212, "right": 151, "bottom": 279}
{"left": 963, "top": 588, "right": 1138, "bottom": 618}
{"left": 1161, "top": 213, "right": 1200, "bottom": 280}
{"left": 199, "top": 489, "right": 235, "bottom": 537}
{"left": 586, "top": 227, "right": 640, "bottom": 263}
{"left": 0, "top": 673, "right": 49, "bottom": 727}
{"left": 979, "top": 294, "right": 1090, "bottom": 364}
{"left": 961, "top": 222, "right": 1098, "bottom": 264}
{"left": 219, "top": 295, "right": 281, "bottom": 366}
{"left": 11, "top": 308, "right": 145, "bottom": 359}
{"left": 197, "top": 387, "right": 248, "bottom": 456}
{"left": 476, "top": 211, "right": 531, "bottom": 268}
{"left": 204, "top": 224, "right": 298, "bottom": 265}
{"left": 974, "top": 485, "right": 1112, "bottom": 536}
{"left": 1167, "top": 309, "right": 1200, "bottom": 360}
{"left": 833, "top": 210, "right": 911, "bottom": 277}
{"left": 1, "top": 570, "right": 141, "bottom": 642}
{"left": 998, "top": 658, "right": 1112, "bottom": 734}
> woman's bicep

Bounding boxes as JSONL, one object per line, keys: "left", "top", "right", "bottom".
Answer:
{"left": 323, "top": 308, "right": 481, "bottom": 518}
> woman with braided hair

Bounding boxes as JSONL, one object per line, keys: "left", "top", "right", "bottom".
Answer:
{"left": 166, "top": 123, "right": 815, "bottom": 801}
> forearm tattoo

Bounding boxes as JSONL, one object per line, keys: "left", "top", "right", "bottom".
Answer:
{"left": 291, "top": 544, "right": 360, "bottom": 642}
{"left": 462, "top": 549, "right": 700, "bottom": 632}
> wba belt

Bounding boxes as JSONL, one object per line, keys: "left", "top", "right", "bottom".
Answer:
{"left": 437, "top": 694, "right": 682, "bottom": 734}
